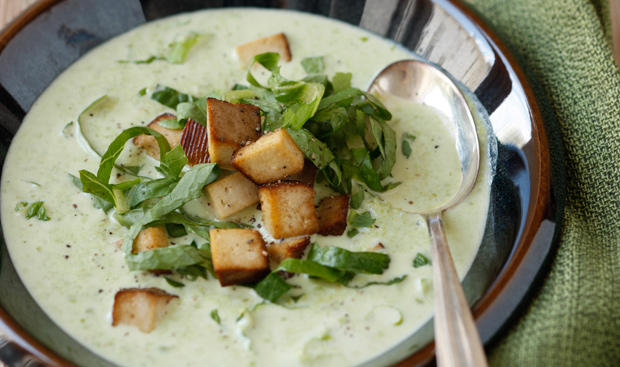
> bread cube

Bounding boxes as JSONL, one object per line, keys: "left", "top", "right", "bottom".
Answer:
{"left": 259, "top": 182, "right": 318, "bottom": 239}
{"left": 267, "top": 237, "right": 310, "bottom": 268}
{"left": 205, "top": 172, "right": 259, "bottom": 218}
{"left": 132, "top": 226, "right": 169, "bottom": 253}
{"left": 210, "top": 229, "right": 269, "bottom": 286}
{"left": 133, "top": 113, "right": 181, "bottom": 159}
{"left": 284, "top": 159, "right": 317, "bottom": 186}
{"left": 207, "top": 98, "right": 261, "bottom": 170}
{"left": 180, "top": 118, "right": 209, "bottom": 165}
{"left": 112, "top": 288, "right": 178, "bottom": 333}
{"left": 232, "top": 129, "right": 304, "bottom": 184}
{"left": 235, "top": 33, "right": 292, "bottom": 67}
{"left": 317, "top": 195, "right": 350, "bottom": 236}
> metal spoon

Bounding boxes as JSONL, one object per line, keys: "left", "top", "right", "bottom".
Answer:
{"left": 368, "top": 60, "right": 487, "bottom": 367}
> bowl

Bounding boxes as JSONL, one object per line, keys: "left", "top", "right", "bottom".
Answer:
{"left": 0, "top": 0, "right": 558, "bottom": 366}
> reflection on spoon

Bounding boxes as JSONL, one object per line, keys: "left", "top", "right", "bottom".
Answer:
{"left": 368, "top": 60, "right": 487, "bottom": 367}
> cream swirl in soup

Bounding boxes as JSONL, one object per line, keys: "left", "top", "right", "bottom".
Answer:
{"left": 0, "top": 8, "right": 490, "bottom": 367}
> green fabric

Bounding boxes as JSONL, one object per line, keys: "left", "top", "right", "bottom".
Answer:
{"left": 464, "top": 0, "right": 620, "bottom": 366}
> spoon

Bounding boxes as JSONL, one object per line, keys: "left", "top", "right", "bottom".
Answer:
{"left": 368, "top": 60, "right": 487, "bottom": 367}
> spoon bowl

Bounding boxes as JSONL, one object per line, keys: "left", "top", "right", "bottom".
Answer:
{"left": 368, "top": 59, "right": 480, "bottom": 215}
{"left": 368, "top": 59, "right": 487, "bottom": 367}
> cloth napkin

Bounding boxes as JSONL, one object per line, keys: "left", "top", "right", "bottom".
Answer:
{"left": 463, "top": 0, "right": 620, "bottom": 366}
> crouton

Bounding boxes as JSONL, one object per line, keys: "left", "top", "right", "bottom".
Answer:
{"left": 133, "top": 226, "right": 169, "bottom": 253}
{"left": 112, "top": 288, "right": 178, "bottom": 333}
{"left": 205, "top": 172, "right": 259, "bottom": 218}
{"left": 180, "top": 118, "right": 209, "bottom": 165}
{"left": 235, "top": 33, "right": 292, "bottom": 67}
{"left": 284, "top": 159, "right": 317, "bottom": 186}
{"left": 259, "top": 182, "right": 318, "bottom": 239}
{"left": 210, "top": 229, "right": 269, "bottom": 286}
{"left": 133, "top": 113, "right": 181, "bottom": 159}
{"left": 232, "top": 129, "right": 304, "bottom": 184}
{"left": 267, "top": 237, "right": 310, "bottom": 268}
{"left": 317, "top": 195, "right": 350, "bottom": 236}
{"left": 207, "top": 98, "right": 261, "bottom": 170}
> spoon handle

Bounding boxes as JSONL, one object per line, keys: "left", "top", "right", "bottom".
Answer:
{"left": 428, "top": 214, "right": 488, "bottom": 367}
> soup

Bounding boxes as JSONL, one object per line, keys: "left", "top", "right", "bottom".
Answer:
{"left": 0, "top": 8, "right": 490, "bottom": 367}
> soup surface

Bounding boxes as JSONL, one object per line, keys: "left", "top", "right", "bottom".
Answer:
{"left": 0, "top": 8, "right": 490, "bottom": 367}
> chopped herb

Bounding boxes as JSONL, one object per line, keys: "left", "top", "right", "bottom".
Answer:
{"left": 307, "top": 244, "right": 389, "bottom": 274}
{"left": 241, "top": 52, "right": 397, "bottom": 195}
{"left": 126, "top": 244, "right": 208, "bottom": 271}
{"left": 254, "top": 245, "right": 392, "bottom": 302}
{"left": 278, "top": 258, "right": 353, "bottom": 283}
{"left": 164, "top": 277, "right": 185, "bottom": 288}
{"left": 286, "top": 128, "right": 334, "bottom": 169}
{"left": 350, "top": 188, "right": 364, "bottom": 209}
{"left": 301, "top": 56, "right": 325, "bottom": 74}
{"left": 361, "top": 36, "right": 368, "bottom": 42}
{"left": 401, "top": 133, "right": 416, "bottom": 158}
{"left": 14, "top": 202, "right": 27, "bottom": 211}
{"left": 79, "top": 126, "right": 172, "bottom": 213}
{"left": 348, "top": 275, "right": 407, "bottom": 289}
{"left": 254, "top": 272, "right": 292, "bottom": 303}
{"left": 348, "top": 211, "right": 375, "bottom": 228}
{"left": 157, "top": 145, "right": 188, "bottom": 178}
{"left": 402, "top": 139, "right": 412, "bottom": 158}
{"left": 175, "top": 99, "right": 207, "bottom": 127}
{"left": 69, "top": 173, "right": 113, "bottom": 212}
{"left": 127, "top": 177, "right": 177, "bottom": 208}
{"left": 413, "top": 253, "right": 431, "bottom": 268}
{"left": 120, "top": 163, "right": 220, "bottom": 255}
{"left": 23, "top": 201, "right": 50, "bottom": 221}
{"left": 117, "top": 32, "right": 205, "bottom": 65}
{"left": 210, "top": 309, "right": 221, "bottom": 325}
{"left": 166, "top": 32, "right": 205, "bottom": 64}
{"left": 346, "top": 228, "right": 359, "bottom": 238}
{"left": 331, "top": 72, "right": 352, "bottom": 92}
{"left": 138, "top": 87, "right": 147, "bottom": 96}
{"left": 150, "top": 84, "right": 198, "bottom": 109}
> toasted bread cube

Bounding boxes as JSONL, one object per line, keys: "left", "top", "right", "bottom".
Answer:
{"left": 133, "top": 113, "right": 181, "bottom": 159}
{"left": 235, "top": 33, "right": 292, "bottom": 67}
{"left": 267, "top": 237, "right": 310, "bottom": 268}
{"left": 317, "top": 195, "right": 350, "bottom": 236}
{"left": 205, "top": 172, "right": 259, "bottom": 218}
{"left": 180, "top": 118, "right": 209, "bottom": 165}
{"left": 259, "top": 182, "right": 318, "bottom": 239}
{"left": 112, "top": 288, "right": 178, "bottom": 333}
{"left": 133, "top": 226, "right": 169, "bottom": 253}
{"left": 207, "top": 98, "right": 261, "bottom": 170}
{"left": 210, "top": 229, "right": 269, "bottom": 286}
{"left": 232, "top": 129, "right": 304, "bottom": 184}
{"left": 284, "top": 159, "right": 317, "bottom": 186}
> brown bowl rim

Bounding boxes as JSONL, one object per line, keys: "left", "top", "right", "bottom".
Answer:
{"left": 0, "top": 0, "right": 551, "bottom": 366}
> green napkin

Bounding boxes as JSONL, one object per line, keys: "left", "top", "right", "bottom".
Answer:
{"left": 464, "top": 0, "right": 620, "bottom": 366}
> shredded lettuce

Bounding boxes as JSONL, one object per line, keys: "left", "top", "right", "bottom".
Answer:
{"left": 254, "top": 244, "right": 392, "bottom": 302}
{"left": 413, "top": 253, "right": 431, "bottom": 268}
{"left": 237, "top": 52, "right": 399, "bottom": 197}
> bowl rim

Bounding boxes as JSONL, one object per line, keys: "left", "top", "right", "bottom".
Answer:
{"left": 0, "top": 0, "right": 552, "bottom": 366}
